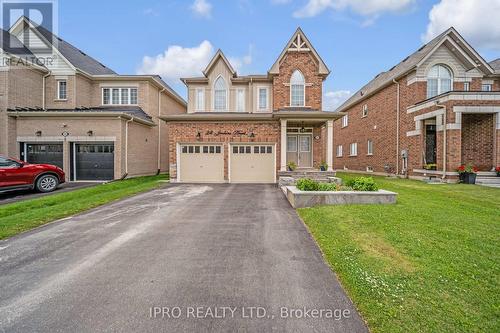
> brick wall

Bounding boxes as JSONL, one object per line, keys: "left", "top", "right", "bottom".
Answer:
{"left": 461, "top": 114, "right": 494, "bottom": 170}
{"left": 167, "top": 122, "right": 280, "bottom": 180}
{"left": 272, "top": 52, "right": 323, "bottom": 110}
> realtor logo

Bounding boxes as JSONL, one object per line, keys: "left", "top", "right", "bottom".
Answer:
{"left": 0, "top": 0, "right": 58, "bottom": 55}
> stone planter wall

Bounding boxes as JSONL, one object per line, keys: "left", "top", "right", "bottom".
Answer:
{"left": 284, "top": 186, "right": 397, "bottom": 208}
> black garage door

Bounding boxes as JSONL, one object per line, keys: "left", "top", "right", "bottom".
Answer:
{"left": 25, "top": 144, "right": 63, "bottom": 168}
{"left": 74, "top": 143, "right": 114, "bottom": 181}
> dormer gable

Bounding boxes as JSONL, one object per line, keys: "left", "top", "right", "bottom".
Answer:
{"left": 269, "top": 27, "right": 329, "bottom": 77}
{"left": 203, "top": 49, "right": 236, "bottom": 78}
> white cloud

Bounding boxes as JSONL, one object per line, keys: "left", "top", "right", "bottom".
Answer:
{"left": 228, "top": 44, "right": 254, "bottom": 73}
{"left": 271, "top": 0, "right": 292, "bottom": 4}
{"left": 323, "top": 90, "right": 352, "bottom": 111}
{"left": 143, "top": 8, "right": 159, "bottom": 16}
{"left": 137, "top": 41, "right": 214, "bottom": 82}
{"left": 293, "top": 0, "right": 415, "bottom": 18}
{"left": 422, "top": 0, "right": 500, "bottom": 50}
{"left": 190, "top": 0, "right": 212, "bottom": 19}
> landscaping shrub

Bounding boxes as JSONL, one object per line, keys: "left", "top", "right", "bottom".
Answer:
{"left": 317, "top": 182, "right": 338, "bottom": 191}
{"left": 296, "top": 178, "right": 319, "bottom": 191}
{"left": 345, "top": 177, "right": 378, "bottom": 191}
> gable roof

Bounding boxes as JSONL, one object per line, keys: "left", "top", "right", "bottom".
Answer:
{"left": 269, "top": 27, "right": 330, "bottom": 76}
{"left": 10, "top": 16, "right": 116, "bottom": 75}
{"left": 0, "top": 28, "right": 34, "bottom": 56}
{"left": 336, "top": 27, "right": 495, "bottom": 112}
{"left": 203, "top": 49, "right": 236, "bottom": 77}
{"left": 489, "top": 58, "right": 500, "bottom": 73}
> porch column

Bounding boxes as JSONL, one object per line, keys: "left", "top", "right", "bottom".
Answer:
{"left": 280, "top": 119, "right": 287, "bottom": 171}
{"left": 326, "top": 120, "right": 334, "bottom": 171}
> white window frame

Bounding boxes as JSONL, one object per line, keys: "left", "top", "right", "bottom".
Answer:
{"left": 341, "top": 114, "right": 348, "bottom": 128}
{"left": 463, "top": 82, "right": 470, "bottom": 91}
{"left": 290, "top": 70, "right": 305, "bottom": 107}
{"left": 236, "top": 88, "right": 245, "bottom": 112}
{"left": 257, "top": 86, "right": 269, "bottom": 111}
{"left": 336, "top": 145, "right": 343, "bottom": 157}
{"left": 482, "top": 84, "right": 492, "bottom": 92}
{"left": 349, "top": 142, "right": 357, "bottom": 156}
{"left": 427, "top": 64, "right": 452, "bottom": 98}
{"left": 102, "top": 87, "right": 138, "bottom": 105}
{"left": 362, "top": 104, "right": 368, "bottom": 117}
{"left": 213, "top": 75, "right": 228, "bottom": 111}
{"left": 367, "top": 140, "right": 373, "bottom": 156}
{"left": 195, "top": 88, "right": 205, "bottom": 111}
{"left": 56, "top": 80, "right": 67, "bottom": 100}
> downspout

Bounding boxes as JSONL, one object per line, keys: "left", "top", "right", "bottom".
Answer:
{"left": 123, "top": 117, "right": 133, "bottom": 178}
{"left": 42, "top": 71, "right": 51, "bottom": 109}
{"left": 436, "top": 103, "right": 447, "bottom": 180}
{"left": 393, "top": 79, "right": 400, "bottom": 176}
{"left": 157, "top": 88, "right": 166, "bottom": 175}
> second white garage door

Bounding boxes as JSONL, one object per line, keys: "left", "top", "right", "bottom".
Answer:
{"left": 230, "top": 144, "right": 275, "bottom": 183}
{"left": 179, "top": 144, "right": 224, "bottom": 182}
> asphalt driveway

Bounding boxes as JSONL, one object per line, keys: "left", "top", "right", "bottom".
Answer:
{"left": 0, "top": 184, "right": 368, "bottom": 333}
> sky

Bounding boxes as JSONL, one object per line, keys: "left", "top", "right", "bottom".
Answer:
{"left": 52, "top": 0, "right": 500, "bottom": 110}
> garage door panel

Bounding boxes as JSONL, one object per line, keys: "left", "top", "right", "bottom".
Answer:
{"left": 179, "top": 144, "right": 224, "bottom": 183}
{"left": 75, "top": 144, "right": 114, "bottom": 181}
{"left": 230, "top": 144, "right": 275, "bottom": 183}
{"left": 26, "top": 144, "right": 63, "bottom": 169}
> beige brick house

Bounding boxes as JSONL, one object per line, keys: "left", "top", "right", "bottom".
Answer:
{"left": 334, "top": 27, "right": 500, "bottom": 181}
{"left": 0, "top": 16, "right": 186, "bottom": 181}
{"left": 162, "top": 28, "right": 341, "bottom": 183}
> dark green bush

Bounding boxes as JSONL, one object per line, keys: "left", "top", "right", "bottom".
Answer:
{"left": 346, "top": 177, "right": 378, "bottom": 191}
{"left": 296, "top": 178, "right": 319, "bottom": 191}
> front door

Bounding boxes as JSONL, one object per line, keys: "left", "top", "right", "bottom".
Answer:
{"left": 425, "top": 125, "right": 436, "bottom": 164}
{"left": 287, "top": 134, "right": 312, "bottom": 168}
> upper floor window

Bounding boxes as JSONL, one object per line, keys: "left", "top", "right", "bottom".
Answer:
{"left": 362, "top": 104, "right": 368, "bottom": 117}
{"left": 290, "top": 70, "right": 305, "bottom": 107}
{"left": 463, "top": 82, "right": 470, "bottom": 91}
{"left": 57, "top": 80, "right": 67, "bottom": 100}
{"left": 213, "top": 76, "right": 227, "bottom": 111}
{"left": 482, "top": 84, "right": 492, "bottom": 92}
{"left": 102, "top": 87, "right": 138, "bottom": 105}
{"left": 427, "top": 64, "right": 452, "bottom": 98}
{"left": 258, "top": 87, "right": 268, "bottom": 110}
{"left": 195, "top": 88, "right": 204, "bottom": 111}
{"left": 341, "top": 114, "right": 348, "bottom": 128}
{"left": 236, "top": 88, "right": 245, "bottom": 112}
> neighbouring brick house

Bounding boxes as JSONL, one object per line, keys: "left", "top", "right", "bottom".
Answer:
{"left": 333, "top": 27, "right": 500, "bottom": 181}
{"left": 0, "top": 16, "right": 186, "bottom": 181}
{"left": 162, "top": 28, "right": 341, "bottom": 183}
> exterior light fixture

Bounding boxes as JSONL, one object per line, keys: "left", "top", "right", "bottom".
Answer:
{"left": 35, "top": 130, "right": 42, "bottom": 137}
{"left": 87, "top": 130, "right": 93, "bottom": 136}
{"left": 196, "top": 131, "right": 201, "bottom": 140}
{"left": 249, "top": 132, "right": 255, "bottom": 138}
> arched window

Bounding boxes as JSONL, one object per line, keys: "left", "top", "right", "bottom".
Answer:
{"left": 427, "top": 64, "right": 452, "bottom": 98}
{"left": 290, "top": 70, "right": 305, "bottom": 107}
{"left": 213, "top": 76, "right": 227, "bottom": 111}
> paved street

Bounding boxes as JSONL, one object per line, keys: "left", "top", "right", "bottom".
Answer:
{"left": 0, "top": 184, "right": 368, "bottom": 332}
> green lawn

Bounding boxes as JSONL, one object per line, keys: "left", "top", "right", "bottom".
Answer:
{"left": 0, "top": 174, "right": 168, "bottom": 240}
{"left": 298, "top": 174, "right": 499, "bottom": 333}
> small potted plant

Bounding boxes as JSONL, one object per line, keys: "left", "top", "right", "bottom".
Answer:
{"left": 287, "top": 161, "right": 297, "bottom": 171}
{"left": 456, "top": 164, "right": 478, "bottom": 184}
{"left": 319, "top": 161, "right": 328, "bottom": 171}
{"left": 423, "top": 163, "right": 437, "bottom": 171}
{"left": 496, "top": 166, "right": 500, "bottom": 177}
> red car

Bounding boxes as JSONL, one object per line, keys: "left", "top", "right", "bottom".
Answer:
{"left": 0, "top": 156, "right": 65, "bottom": 193}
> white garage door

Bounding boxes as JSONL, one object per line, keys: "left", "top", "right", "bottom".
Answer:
{"left": 179, "top": 144, "right": 224, "bottom": 182}
{"left": 230, "top": 144, "right": 275, "bottom": 183}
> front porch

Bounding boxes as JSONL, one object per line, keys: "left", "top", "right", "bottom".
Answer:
{"left": 276, "top": 111, "right": 341, "bottom": 174}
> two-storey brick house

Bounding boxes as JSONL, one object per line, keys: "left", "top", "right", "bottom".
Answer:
{"left": 0, "top": 16, "right": 186, "bottom": 181}
{"left": 162, "top": 28, "right": 341, "bottom": 183}
{"left": 334, "top": 27, "right": 500, "bottom": 181}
